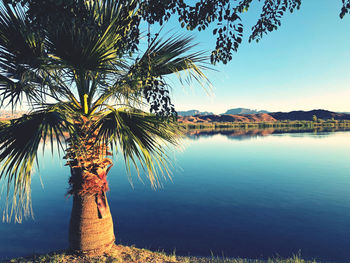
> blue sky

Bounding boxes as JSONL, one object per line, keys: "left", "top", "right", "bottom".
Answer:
{"left": 156, "top": 0, "right": 350, "bottom": 114}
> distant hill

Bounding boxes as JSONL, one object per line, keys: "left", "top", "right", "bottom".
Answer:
{"left": 223, "top": 108, "right": 269, "bottom": 115}
{"left": 270, "top": 110, "right": 350, "bottom": 121}
{"left": 0, "top": 110, "right": 26, "bottom": 120}
{"left": 178, "top": 113, "right": 276, "bottom": 123}
{"left": 178, "top": 109, "right": 350, "bottom": 124}
{"left": 178, "top": 110, "right": 214, "bottom": 116}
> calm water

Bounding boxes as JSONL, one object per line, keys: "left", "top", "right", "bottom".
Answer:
{"left": 1, "top": 129, "right": 350, "bottom": 262}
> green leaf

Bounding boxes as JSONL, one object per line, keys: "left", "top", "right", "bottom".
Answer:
{"left": 94, "top": 107, "right": 182, "bottom": 187}
{"left": 0, "top": 108, "right": 70, "bottom": 222}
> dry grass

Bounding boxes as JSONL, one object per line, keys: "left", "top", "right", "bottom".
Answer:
{"left": 4, "top": 245, "right": 178, "bottom": 263}
{"left": 3, "top": 245, "right": 321, "bottom": 263}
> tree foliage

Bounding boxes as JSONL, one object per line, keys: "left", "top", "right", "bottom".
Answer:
{"left": 0, "top": 0, "right": 209, "bottom": 222}
{"left": 340, "top": 0, "right": 350, "bottom": 18}
{"left": 4, "top": 0, "right": 349, "bottom": 65}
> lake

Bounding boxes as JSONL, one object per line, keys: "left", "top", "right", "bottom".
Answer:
{"left": 1, "top": 129, "right": 350, "bottom": 262}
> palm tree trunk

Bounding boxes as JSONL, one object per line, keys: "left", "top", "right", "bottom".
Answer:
{"left": 66, "top": 119, "right": 115, "bottom": 255}
{"left": 68, "top": 192, "right": 115, "bottom": 255}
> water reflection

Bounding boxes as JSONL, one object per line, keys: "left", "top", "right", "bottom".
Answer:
{"left": 1, "top": 129, "right": 350, "bottom": 262}
{"left": 185, "top": 127, "right": 350, "bottom": 140}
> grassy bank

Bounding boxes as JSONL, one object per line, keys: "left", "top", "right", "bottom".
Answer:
{"left": 3, "top": 245, "right": 320, "bottom": 263}
{"left": 180, "top": 120, "right": 350, "bottom": 130}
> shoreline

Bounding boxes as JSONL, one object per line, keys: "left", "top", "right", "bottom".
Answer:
{"left": 180, "top": 120, "right": 350, "bottom": 131}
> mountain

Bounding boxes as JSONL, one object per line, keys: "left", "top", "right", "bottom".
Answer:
{"left": 178, "top": 110, "right": 214, "bottom": 116}
{"left": 269, "top": 110, "right": 350, "bottom": 121}
{"left": 178, "top": 109, "right": 350, "bottom": 124}
{"left": 223, "top": 108, "right": 269, "bottom": 115}
{"left": 178, "top": 113, "right": 276, "bottom": 123}
{"left": 0, "top": 110, "right": 26, "bottom": 120}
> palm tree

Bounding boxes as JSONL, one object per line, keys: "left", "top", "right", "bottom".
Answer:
{"left": 0, "top": 0, "right": 209, "bottom": 255}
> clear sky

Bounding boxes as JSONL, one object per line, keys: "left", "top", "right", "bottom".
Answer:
{"left": 157, "top": 0, "right": 350, "bottom": 114}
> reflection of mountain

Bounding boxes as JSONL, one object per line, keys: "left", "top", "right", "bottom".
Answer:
{"left": 186, "top": 128, "right": 275, "bottom": 140}
{"left": 185, "top": 127, "right": 350, "bottom": 140}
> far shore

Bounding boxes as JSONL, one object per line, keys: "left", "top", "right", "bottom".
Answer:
{"left": 180, "top": 119, "right": 350, "bottom": 131}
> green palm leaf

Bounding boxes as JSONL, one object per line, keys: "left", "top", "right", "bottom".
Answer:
{"left": 94, "top": 107, "right": 182, "bottom": 187}
{"left": 0, "top": 4, "right": 47, "bottom": 108}
{"left": 0, "top": 109, "right": 70, "bottom": 222}
{"left": 46, "top": 0, "right": 138, "bottom": 72}
{"left": 138, "top": 34, "right": 211, "bottom": 87}
{"left": 94, "top": 34, "right": 211, "bottom": 108}
{"left": 0, "top": 4, "right": 44, "bottom": 68}
{"left": 0, "top": 4, "right": 76, "bottom": 109}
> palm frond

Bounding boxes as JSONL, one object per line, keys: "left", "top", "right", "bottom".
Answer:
{"left": 0, "top": 4, "right": 55, "bottom": 109}
{"left": 0, "top": 108, "right": 71, "bottom": 222}
{"left": 138, "top": 34, "right": 212, "bottom": 88}
{"left": 95, "top": 34, "right": 211, "bottom": 109}
{"left": 88, "top": 0, "right": 138, "bottom": 33}
{"left": 0, "top": 4, "right": 45, "bottom": 69}
{"left": 91, "top": 72, "right": 144, "bottom": 110}
{"left": 46, "top": 0, "right": 138, "bottom": 72}
{"left": 93, "top": 107, "right": 182, "bottom": 187}
{"left": 0, "top": 72, "right": 43, "bottom": 108}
